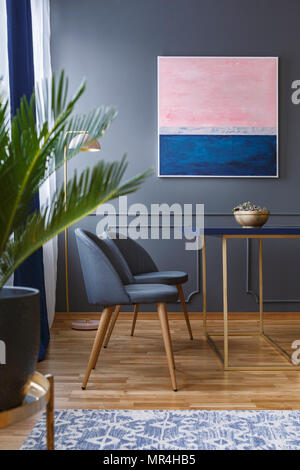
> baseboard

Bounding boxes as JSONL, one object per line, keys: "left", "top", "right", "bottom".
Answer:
{"left": 55, "top": 311, "right": 300, "bottom": 320}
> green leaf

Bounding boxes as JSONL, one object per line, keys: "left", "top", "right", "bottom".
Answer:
{"left": 0, "top": 159, "right": 153, "bottom": 287}
{"left": 0, "top": 71, "right": 152, "bottom": 286}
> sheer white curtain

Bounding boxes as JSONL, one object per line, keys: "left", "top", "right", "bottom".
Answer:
{"left": 0, "top": 1, "right": 10, "bottom": 117}
{"left": 31, "top": 0, "right": 57, "bottom": 328}
{"left": 0, "top": 0, "right": 57, "bottom": 323}
{"left": 0, "top": 0, "right": 13, "bottom": 287}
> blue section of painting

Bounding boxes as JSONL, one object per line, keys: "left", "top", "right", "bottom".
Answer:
{"left": 160, "top": 135, "right": 277, "bottom": 176}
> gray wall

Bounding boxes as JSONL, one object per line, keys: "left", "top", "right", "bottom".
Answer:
{"left": 51, "top": 0, "right": 300, "bottom": 313}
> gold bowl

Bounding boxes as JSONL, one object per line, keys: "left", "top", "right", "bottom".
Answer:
{"left": 234, "top": 210, "right": 270, "bottom": 228}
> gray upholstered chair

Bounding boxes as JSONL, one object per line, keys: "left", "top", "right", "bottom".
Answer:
{"left": 100, "top": 231, "right": 193, "bottom": 349}
{"left": 75, "top": 228, "right": 179, "bottom": 391}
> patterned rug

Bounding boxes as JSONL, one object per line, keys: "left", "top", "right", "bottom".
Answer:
{"left": 21, "top": 409, "right": 300, "bottom": 450}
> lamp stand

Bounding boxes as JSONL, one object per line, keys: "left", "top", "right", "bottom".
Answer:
{"left": 64, "top": 131, "right": 99, "bottom": 330}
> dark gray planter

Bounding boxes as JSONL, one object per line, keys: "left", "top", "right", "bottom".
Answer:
{"left": 0, "top": 286, "right": 40, "bottom": 411}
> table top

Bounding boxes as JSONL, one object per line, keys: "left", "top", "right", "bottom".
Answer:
{"left": 203, "top": 226, "right": 300, "bottom": 236}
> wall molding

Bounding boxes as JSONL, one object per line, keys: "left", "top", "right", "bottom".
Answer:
{"left": 88, "top": 211, "right": 300, "bottom": 305}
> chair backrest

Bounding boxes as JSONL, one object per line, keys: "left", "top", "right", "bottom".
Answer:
{"left": 75, "top": 228, "right": 130, "bottom": 307}
{"left": 102, "top": 230, "right": 158, "bottom": 275}
{"left": 100, "top": 232, "right": 135, "bottom": 284}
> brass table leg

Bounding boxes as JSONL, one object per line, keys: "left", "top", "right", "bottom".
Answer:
{"left": 204, "top": 234, "right": 300, "bottom": 371}
{"left": 45, "top": 374, "right": 54, "bottom": 450}
{"left": 259, "top": 238, "right": 264, "bottom": 334}
{"left": 222, "top": 236, "right": 229, "bottom": 369}
{"left": 202, "top": 236, "right": 207, "bottom": 336}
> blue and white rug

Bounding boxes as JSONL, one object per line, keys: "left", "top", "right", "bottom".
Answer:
{"left": 21, "top": 409, "right": 300, "bottom": 450}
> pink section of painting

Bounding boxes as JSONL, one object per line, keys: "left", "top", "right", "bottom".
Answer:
{"left": 159, "top": 57, "right": 277, "bottom": 129}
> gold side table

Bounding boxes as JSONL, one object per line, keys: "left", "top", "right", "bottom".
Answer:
{"left": 0, "top": 372, "right": 54, "bottom": 450}
{"left": 201, "top": 227, "right": 300, "bottom": 371}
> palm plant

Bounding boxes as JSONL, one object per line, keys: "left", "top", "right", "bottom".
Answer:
{"left": 0, "top": 72, "right": 152, "bottom": 288}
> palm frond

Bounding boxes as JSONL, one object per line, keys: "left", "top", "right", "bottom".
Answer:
{"left": 0, "top": 71, "right": 152, "bottom": 287}
{"left": 0, "top": 71, "right": 118, "bottom": 256}
{"left": 0, "top": 159, "right": 152, "bottom": 287}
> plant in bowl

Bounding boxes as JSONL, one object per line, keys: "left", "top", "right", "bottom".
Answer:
{"left": 233, "top": 201, "right": 269, "bottom": 228}
{"left": 0, "top": 72, "right": 152, "bottom": 411}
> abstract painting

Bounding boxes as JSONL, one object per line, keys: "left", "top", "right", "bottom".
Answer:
{"left": 158, "top": 57, "right": 278, "bottom": 177}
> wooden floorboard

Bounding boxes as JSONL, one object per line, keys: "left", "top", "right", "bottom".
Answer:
{"left": 1, "top": 312, "right": 300, "bottom": 449}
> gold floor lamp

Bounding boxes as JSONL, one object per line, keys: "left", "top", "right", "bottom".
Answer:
{"left": 64, "top": 131, "right": 101, "bottom": 330}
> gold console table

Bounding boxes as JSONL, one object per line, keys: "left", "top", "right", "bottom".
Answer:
{"left": 201, "top": 227, "right": 300, "bottom": 371}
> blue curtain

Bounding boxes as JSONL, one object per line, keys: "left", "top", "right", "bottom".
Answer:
{"left": 6, "top": 0, "right": 49, "bottom": 361}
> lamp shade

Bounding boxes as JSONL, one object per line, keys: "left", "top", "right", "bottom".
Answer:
{"left": 68, "top": 132, "right": 101, "bottom": 152}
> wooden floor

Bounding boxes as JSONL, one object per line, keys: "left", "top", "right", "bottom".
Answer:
{"left": 1, "top": 311, "right": 300, "bottom": 449}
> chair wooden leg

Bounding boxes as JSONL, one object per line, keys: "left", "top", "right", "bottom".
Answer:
{"left": 177, "top": 284, "right": 193, "bottom": 340}
{"left": 157, "top": 302, "right": 178, "bottom": 391}
{"left": 81, "top": 306, "right": 114, "bottom": 390}
{"left": 103, "top": 305, "right": 121, "bottom": 349}
{"left": 130, "top": 304, "right": 139, "bottom": 336}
